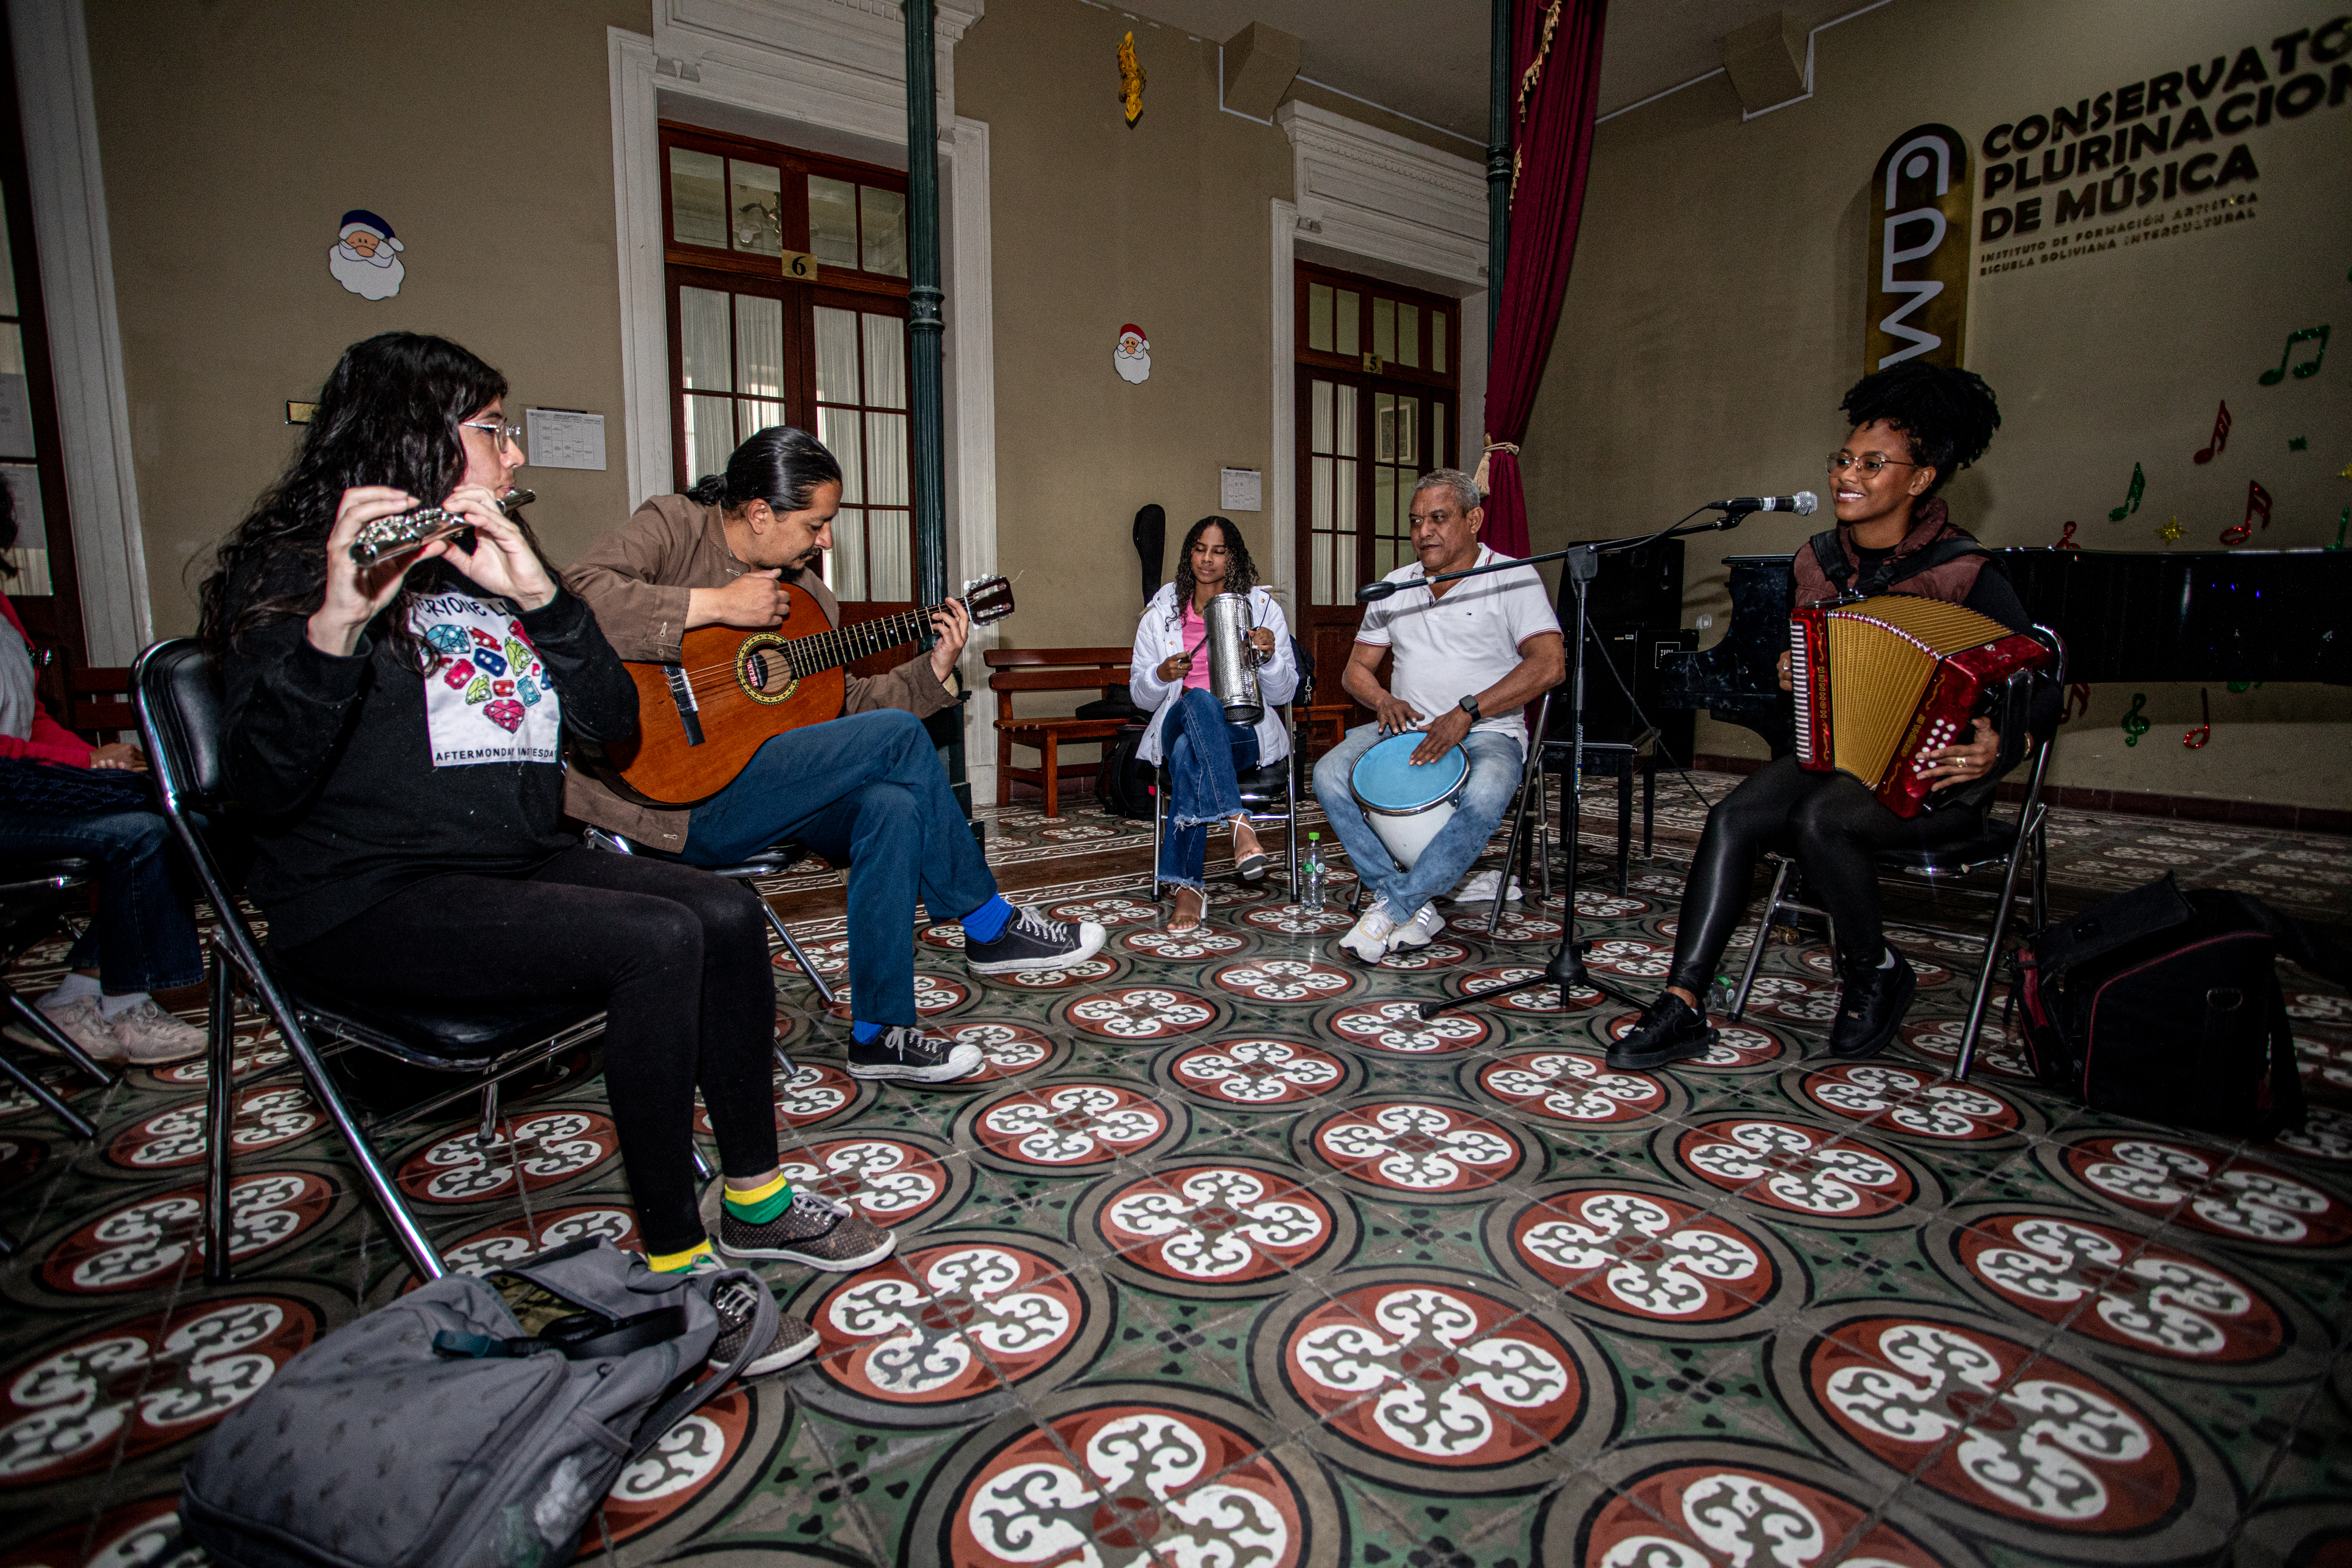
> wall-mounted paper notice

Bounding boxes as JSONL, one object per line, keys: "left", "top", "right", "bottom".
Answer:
{"left": 0, "top": 375, "right": 35, "bottom": 460}
{"left": 1220, "top": 467, "right": 1262, "bottom": 512}
{"left": 526, "top": 408, "right": 606, "bottom": 471}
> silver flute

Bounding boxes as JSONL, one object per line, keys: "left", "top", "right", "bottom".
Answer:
{"left": 350, "top": 488, "right": 535, "bottom": 567}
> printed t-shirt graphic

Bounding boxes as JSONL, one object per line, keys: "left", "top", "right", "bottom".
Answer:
{"left": 412, "top": 592, "right": 563, "bottom": 767}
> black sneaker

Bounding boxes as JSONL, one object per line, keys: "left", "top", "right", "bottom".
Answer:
{"left": 718, "top": 1188, "right": 898, "bottom": 1271}
{"left": 1829, "top": 949, "right": 1915, "bottom": 1059}
{"left": 847, "top": 1025, "right": 984, "bottom": 1083}
{"left": 1607, "top": 991, "right": 1719, "bottom": 1071}
{"left": 965, "top": 907, "right": 1107, "bottom": 975}
{"left": 703, "top": 1273, "right": 821, "bottom": 1377}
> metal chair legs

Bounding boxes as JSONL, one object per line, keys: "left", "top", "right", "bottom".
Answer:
{"left": 4, "top": 987, "right": 118, "bottom": 1089}
{"left": 1727, "top": 858, "right": 1795, "bottom": 1022}
{"left": 0, "top": 1046, "right": 95, "bottom": 1141}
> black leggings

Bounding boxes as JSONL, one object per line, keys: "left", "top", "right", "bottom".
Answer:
{"left": 281, "top": 847, "right": 777, "bottom": 1256}
{"left": 1665, "top": 754, "right": 1984, "bottom": 995}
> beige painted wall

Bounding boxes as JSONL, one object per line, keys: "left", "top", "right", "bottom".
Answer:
{"left": 957, "top": 0, "right": 1294, "bottom": 666}
{"left": 86, "top": 0, "right": 645, "bottom": 638}
{"left": 1524, "top": 0, "right": 2352, "bottom": 808}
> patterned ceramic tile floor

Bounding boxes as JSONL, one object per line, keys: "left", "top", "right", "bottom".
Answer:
{"left": 2, "top": 776, "right": 2348, "bottom": 1568}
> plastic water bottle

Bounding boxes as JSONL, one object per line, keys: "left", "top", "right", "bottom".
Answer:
{"left": 1299, "top": 833, "right": 1327, "bottom": 912}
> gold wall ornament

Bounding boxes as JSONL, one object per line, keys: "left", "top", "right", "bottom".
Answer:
{"left": 1119, "top": 31, "right": 1146, "bottom": 125}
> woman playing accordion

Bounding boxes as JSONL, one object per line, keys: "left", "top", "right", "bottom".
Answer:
{"left": 1612, "top": 362, "right": 2060, "bottom": 1071}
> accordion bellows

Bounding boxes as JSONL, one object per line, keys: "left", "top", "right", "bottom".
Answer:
{"left": 1789, "top": 594, "right": 2052, "bottom": 818}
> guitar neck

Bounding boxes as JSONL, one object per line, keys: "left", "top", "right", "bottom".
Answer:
{"left": 781, "top": 596, "right": 963, "bottom": 678}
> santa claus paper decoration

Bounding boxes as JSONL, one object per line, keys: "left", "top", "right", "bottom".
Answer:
{"left": 1114, "top": 324, "right": 1151, "bottom": 385}
{"left": 329, "top": 210, "right": 406, "bottom": 300}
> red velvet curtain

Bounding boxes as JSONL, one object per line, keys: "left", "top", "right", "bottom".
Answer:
{"left": 1479, "top": 0, "right": 1610, "bottom": 559}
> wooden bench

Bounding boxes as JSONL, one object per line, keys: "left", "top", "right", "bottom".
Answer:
{"left": 985, "top": 647, "right": 1131, "bottom": 819}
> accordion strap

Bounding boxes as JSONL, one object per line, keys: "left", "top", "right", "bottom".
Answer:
{"left": 1808, "top": 530, "right": 1993, "bottom": 598}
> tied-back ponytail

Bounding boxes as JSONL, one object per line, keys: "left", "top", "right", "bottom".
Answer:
{"left": 690, "top": 426, "right": 843, "bottom": 516}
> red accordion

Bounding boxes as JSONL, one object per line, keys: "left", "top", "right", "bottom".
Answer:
{"left": 1789, "top": 595, "right": 2052, "bottom": 818}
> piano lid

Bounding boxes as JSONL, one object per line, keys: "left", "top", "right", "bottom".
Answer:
{"left": 1994, "top": 546, "right": 2349, "bottom": 686}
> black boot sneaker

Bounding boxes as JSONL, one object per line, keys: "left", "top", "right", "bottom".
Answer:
{"left": 1607, "top": 991, "right": 1718, "bottom": 1071}
{"left": 965, "top": 907, "right": 1108, "bottom": 975}
{"left": 847, "top": 1025, "right": 985, "bottom": 1084}
{"left": 702, "top": 1272, "right": 821, "bottom": 1376}
{"left": 1829, "top": 948, "right": 1916, "bottom": 1059}
{"left": 718, "top": 1188, "right": 898, "bottom": 1271}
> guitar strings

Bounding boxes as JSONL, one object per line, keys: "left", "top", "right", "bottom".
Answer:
{"left": 666, "top": 599, "right": 967, "bottom": 693}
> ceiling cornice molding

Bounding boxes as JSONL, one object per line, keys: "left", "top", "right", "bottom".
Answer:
{"left": 1278, "top": 100, "right": 1485, "bottom": 286}
{"left": 653, "top": 0, "right": 981, "bottom": 136}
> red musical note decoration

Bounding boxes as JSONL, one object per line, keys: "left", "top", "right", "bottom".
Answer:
{"left": 2192, "top": 400, "right": 2231, "bottom": 464}
{"left": 2061, "top": 683, "right": 2092, "bottom": 724}
{"left": 2055, "top": 520, "right": 2081, "bottom": 550}
{"left": 2220, "top": 480, "right": 2271, "bottom": 546}
{"left": 2183, "top": 688, "right": 2211, "bottom": 750}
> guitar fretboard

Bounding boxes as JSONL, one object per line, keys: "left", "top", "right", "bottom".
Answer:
{"left": 777, "top": 597, "right": 966, "bottom": 680}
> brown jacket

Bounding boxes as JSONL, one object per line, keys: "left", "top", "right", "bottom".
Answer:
{"left": 1790, "top": 498, "right": 1989, "bottom": 607}
{"left": 559, "top": 493, "right": 953, "bottom": 851}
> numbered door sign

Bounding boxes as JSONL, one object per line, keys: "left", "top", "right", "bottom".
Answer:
{"left": 781, "top": 250, "right": 818, "bottom": 281}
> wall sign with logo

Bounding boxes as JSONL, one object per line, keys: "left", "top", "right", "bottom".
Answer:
{"left": 1866, "top": 124, "right": 1972, "bottom": 372}
{"left": 1972, "top": 21, "right": 2351, "bottom": 276}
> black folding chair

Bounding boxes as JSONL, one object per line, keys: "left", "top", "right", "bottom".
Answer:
{"left": 1726, "top": 627, "right": 2067, "bottom": 1082}
{"left": 135, "top": 639, "right": 614, "bottom": 1283}
{"left": 0, "top": 857, "right": 121, "bottom": 1254}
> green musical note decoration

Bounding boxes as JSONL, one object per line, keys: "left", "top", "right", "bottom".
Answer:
{"left": 2289, "top": 436, "right": 2308, "bottom": 451}
{"left": 2258, "top": 325, "right": 2328, "bottom": 385}
{"left": 2227, "top": 680, "right": 2266, "bottom": 693}
{"left": 2121, "top": 693, "right": 2150, "bottom": 747}
{"left": 2107, "top": 462, "right": 2145, "bottom": 521}
{"left": 2334, "top": 506, "right": 2348, "bottom": 551}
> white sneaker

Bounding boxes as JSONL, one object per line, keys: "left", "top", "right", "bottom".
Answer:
{"left": 1448, "top": 870, "right": 1523, "bottom": 904}
{"left": 1339, "top": 902, "right": 1399, "bottom": 964}
{"left": 104, "top": 999, "right": 208, "bottom": 1066}
{"left": 1390, "top": 904, "right": 1448, "bottom": 949}
{"left": 12, "top": 994, "right": 126, "bottom": 1063}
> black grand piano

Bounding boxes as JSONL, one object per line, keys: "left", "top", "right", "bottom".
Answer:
{"left": 1659, "top": 547, "right": 2352, "bottom": 755}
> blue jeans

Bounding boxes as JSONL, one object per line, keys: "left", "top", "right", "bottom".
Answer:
{"left": 0, "top": 808, "right": 203, "bottom": 993}
{"left": 1311, "top": 724, "right": 1524, "bottom": 922}
{"left": 681, "top": 708, "right": 997, "bottom": 1028}
{"left": 1157, "top": 687, "right": 1259, "bottom": 891}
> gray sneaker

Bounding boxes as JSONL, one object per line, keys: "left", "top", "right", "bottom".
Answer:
{"left": 717, "top": 1188, "right": 896, "bottom": 1272}
{"left": 704, "top": 1275, "right": 820, "bottom": 1378}
{"left": 12, "top": 995, "right": 126, "bottom": 1062}
{"left": 105, "top": 999, "right": 207, "bottom": 1065}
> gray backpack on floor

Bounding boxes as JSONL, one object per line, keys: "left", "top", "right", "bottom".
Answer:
{"left": 180, "top": 1237, "right": 773, "bottom": 1568}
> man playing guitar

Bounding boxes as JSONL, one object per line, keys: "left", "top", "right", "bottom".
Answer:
{"left": 564, "top": 426, "right": 1104, "bottom": 1084}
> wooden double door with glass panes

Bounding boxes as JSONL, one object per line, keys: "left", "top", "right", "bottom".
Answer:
{"left": 662, "top": 124, "right": 918, "bottom": 646}
{"left": 1294, "top": 264, "right": 1460, "bottom": 708}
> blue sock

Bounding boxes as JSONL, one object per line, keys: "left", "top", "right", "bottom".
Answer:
{"left": 962, "top": 895, "right": 1015, "bottom": 945}
{"left": 852, "top": 1020, "right": 885, "bottom": 1044}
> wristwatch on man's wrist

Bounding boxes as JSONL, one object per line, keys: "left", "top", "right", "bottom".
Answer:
{"left": 1458, "top": 693, "right": 1481, "bottom": 721}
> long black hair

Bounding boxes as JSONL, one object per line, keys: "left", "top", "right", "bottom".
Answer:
{"left": 1838, "top": 362, "right": 2001, "bottom": 495}
{"left": 1172, "top": 515, "right": 1260, "bottom": 609}
{"left": 198, "top": 332, "right": 518, "bottom": 661}
{"left": 687, "top": 426, "right": 842, "bottom": 515}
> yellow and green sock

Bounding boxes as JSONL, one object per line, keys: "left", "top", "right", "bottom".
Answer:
{"left": 723, "top": 1170, "right": 793, "bottom": 1226}
{"left": 647, "top": 1238, "right": 713, "bottom": 1273}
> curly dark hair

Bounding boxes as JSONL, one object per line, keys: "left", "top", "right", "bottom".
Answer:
{"left": 198, "top": 333, "right": 530, "bottom": 663}
{"left": 1838, "top": 362, "right": 2001, "bottom": 496}
{"left": 1172, "top": 515, "right": 1260, "bottom": 609}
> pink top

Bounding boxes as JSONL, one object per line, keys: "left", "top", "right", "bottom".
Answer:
{"left": 1180, "top": 604, "right": 1213, "bottom": 691}
{"left": 0, "top": 596, "right": 92, "bottom": 766}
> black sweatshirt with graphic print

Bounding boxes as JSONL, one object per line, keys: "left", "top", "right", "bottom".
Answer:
{"left": 220, "top": 567, "right": 639, "bottom": 950}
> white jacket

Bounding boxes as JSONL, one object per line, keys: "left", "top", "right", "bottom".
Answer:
{"left": 1128, "top": 581, "right": 1300, "bottom": 766}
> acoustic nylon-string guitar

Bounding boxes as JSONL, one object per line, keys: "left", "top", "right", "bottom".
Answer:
{"left": 605, "top": 576, "right": 1015, "bottom": 804}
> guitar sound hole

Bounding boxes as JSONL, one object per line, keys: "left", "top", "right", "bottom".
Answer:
{"left": 746, "top": 653, "right": 771, "bottom": 690}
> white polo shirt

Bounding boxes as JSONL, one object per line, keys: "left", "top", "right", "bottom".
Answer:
{"left": 1357, "top": 545, "right": 1561, "bottom": 754}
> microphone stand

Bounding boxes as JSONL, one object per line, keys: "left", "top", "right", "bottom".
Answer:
{"left": 1406, "top": 507, "right": 1765, "bottom": 1022}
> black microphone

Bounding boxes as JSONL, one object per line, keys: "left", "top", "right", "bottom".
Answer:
{"left": 1356, "top": 579, "right": 1403, "bottom": 602}
{"left": 1712, "top": 492, "right": 1817, "bottom": 514}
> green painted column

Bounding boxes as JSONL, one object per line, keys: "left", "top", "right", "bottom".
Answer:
{"left": 902, "top": 0, "right": 970, "bottom": 809}
{"left": 1487, "top": 0, "right": 1512, "bottom": 357}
